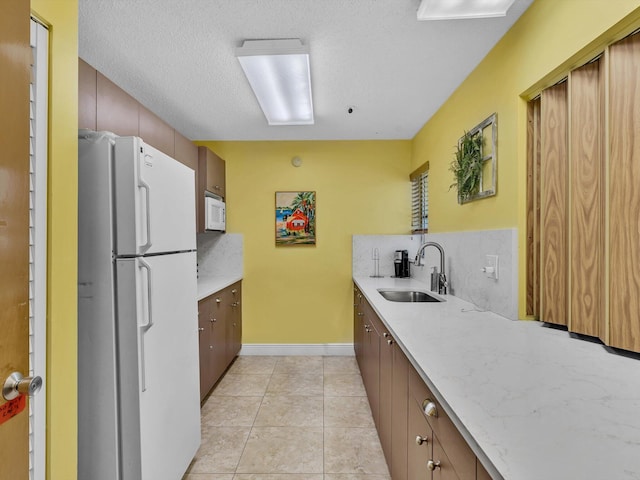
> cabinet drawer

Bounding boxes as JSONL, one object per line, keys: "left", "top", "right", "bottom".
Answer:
{"left": 409, "top": 367, "right": 475, "bottom": 479}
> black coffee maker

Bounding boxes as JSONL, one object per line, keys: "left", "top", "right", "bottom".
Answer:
{"left": 394, "top": 250, "right": 410, "bottom": 278}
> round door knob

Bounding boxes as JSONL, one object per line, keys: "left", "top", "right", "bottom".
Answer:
{"left": 427, "top": 460, "right": 441, "bottom": 471}
{"left": 383, "top": 332, "right": 389, "bottom": 338}
{"left": 231, "top": 289, "right": 237, "bottom": 294}
{"left": 215, "top": 298, "right": 221, "bottom": 303}
{"left": 387, "top": 339, "right": 394, "bottom": 345}
{"left": 422, "top": 399, "right": 438, "bottom": 417}
{"left": 3, "top": 372, "right": 43, "bottom": 401}
{"left": 415, "top": 435, "right": 428, "bottom": 446}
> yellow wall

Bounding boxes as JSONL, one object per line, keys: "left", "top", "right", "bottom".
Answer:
{"left": 199, "top": 141, "right": 411, "bottom": 344}
{"left": 411, "top": 0, "right": 640, "bottom": 318}
{"left": 31, "top": 1, "right": 78, "bottom": 479}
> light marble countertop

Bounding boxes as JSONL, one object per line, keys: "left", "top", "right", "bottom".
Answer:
{"left": 353, "top": 275, "right": 640, "bottom": 480}
{"left": 197, "top": 274, "right": 243, "bottom": 301}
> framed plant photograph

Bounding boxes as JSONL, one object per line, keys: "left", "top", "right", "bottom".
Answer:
{"left": 275, "top": 191, "right": 316, "bottom": 246}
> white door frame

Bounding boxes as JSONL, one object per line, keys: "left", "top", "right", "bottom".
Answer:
{"left": 29, "top": 16, "right": 48, "bottom": 480}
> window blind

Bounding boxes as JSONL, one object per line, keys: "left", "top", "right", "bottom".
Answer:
{"left": 410, "top": 162, "right": 429, "bottom": 233}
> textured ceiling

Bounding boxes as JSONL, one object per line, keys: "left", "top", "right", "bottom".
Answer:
{"left": 78, "top": 0, "right": 534, "bottom": 141}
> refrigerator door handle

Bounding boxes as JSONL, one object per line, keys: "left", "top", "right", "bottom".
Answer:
{"left": 138, "top": 173, "right": 153, "bottom": 253}
{"left": 138, "top": 258, "right": 153, "bottom": 392}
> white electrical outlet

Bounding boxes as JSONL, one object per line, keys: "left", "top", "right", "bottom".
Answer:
{"left": 483, "top": 254, "right": 499, "bottom": 280}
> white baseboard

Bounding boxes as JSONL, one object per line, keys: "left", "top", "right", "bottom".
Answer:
{"left": 239, "top": 343, "right": 355, "bottom": 356}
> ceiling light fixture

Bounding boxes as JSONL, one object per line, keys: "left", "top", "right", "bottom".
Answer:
{"left": 417, "top": 0, "right": 516, "bottom": 21}
{"left": 235, "top": 39, "right": 314, "bottom": 126}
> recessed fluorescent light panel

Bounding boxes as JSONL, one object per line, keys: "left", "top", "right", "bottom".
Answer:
{"left": 417, "top": 0, "right": 516, "bottom": 20}
{"left": 235, "top": 39, "right": 314, "bottom": 126}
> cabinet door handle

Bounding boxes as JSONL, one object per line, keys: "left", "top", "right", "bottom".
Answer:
{"left": 387, "top": 339, "right": 394, "bottom": 345}
{"left": 216, "top": 298, "right": 221, "bottom": 303}
{"left": 357, "top": 312, "right": 364, "bottom": 317}
{"left": 415, "top": 435, "right": 428, "bottom": 446}
{"left": 427, "top": 460, "right": 441, "bottom": 471}
{"left": 198, "top": 327, "right": 204, "bottom": 333}
{"left": 210, "top": 317, "right": 217, "bottom": 323}
{"left": 422, "top": 399, "right": 438, "bottom": 417}
{"left": 383, "top": 332, "right": 389, "bottom": 338}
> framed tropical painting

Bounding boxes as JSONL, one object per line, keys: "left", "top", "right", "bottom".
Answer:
{"left": 275, "top": 191, "right": 316, "bottom": 246}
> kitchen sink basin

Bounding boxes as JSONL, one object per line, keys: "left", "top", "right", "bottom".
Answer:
{"left": 377, "top": 289, "right": 444, "bottom": 303}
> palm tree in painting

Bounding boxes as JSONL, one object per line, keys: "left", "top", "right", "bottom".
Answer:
{"left": 290, "top": 191, "right": 315, "bottom": 234}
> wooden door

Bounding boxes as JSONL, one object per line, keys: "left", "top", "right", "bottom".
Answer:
{"left": 569, "top": 60, "right": 604, "bottom": 338}
{"left": 540, "top": 81, "right": 569, "bottom": 326}
{"left": 407, "top": 398, "right": 432, "bottom": 480}
{"left": 609, "top": 32, "right": 640, "bottom": 352}
{"left": 198, "top": 298, "right": 211, "bottom": 401}
{"left": 391, "top": 342, "right": 409, "bottom": 480}
{"left": 378, "top": 326, "right": 393, "bottom": 468}
{"left": 210, "top": 292, "right": 227, "bottom": 382}
{"left": 206, "top": 150, "right": 225, "bottom": 199}
{"left": 228, "top": 283, "right": 242, "bottom": 361}
{"left": 0, "top": 0, "right": 31, "bottom": 478}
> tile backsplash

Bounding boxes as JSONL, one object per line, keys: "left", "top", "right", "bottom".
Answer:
{"left": 197, "top": 232, "right": 243, "bottom": 278}
{"left": 353, "top": 229, "right": 518, "bottom": 319}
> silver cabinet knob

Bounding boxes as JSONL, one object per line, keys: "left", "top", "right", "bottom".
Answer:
{"left": 215, "top": 298, "right": 221, "bottom": 303}
{"left": 3, "top": 372, "right": 43, "bottom": 401}
{"left": 427, "top": 460, "right": 441, "bottom": 471}
{"left": 209, "top": 345, "right": 214, "bottom": 350}
{"left": 231, "top": 289, "right": 237, "bottom": 294}
{"left": 198, "top": 327, "right": 205, "bottom": 333}
{"left": 387, "top": 339, "right": 394, "bottom": 345}
{"left": 383, "top": 332, "right": 389, "bottom": 338}
{"left": 357, "top": 312, "right": 364, "bottom": 317}
{"left": 422, "top": 399, "right": 438, "bottom": 417}
{"left": 415, "top": 435, "right": 428, "bottom": 446}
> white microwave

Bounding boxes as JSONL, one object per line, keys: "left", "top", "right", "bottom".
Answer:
{"left": 205, "top": 196, "right": 226, "bottom": 231}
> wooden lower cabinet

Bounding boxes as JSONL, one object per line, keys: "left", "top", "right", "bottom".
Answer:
{"left": 353, "top": 283, "right": 492, "bottom": 479}
{"left": 391, "top": 342, "right": 409, "bottom": 480}
{"left": 198, "top": 281, "right": 242, "bottom": 401}
{"left": 408, "top": 395, "right": 433, "bottom": 479}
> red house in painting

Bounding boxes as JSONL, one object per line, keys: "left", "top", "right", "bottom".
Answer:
{"left": 286, "top": 209, "right": 308, "bottom": 231}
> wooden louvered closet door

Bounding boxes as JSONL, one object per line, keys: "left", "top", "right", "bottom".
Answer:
{"left": 609, "top": 32, "right": 640, "bottom": 352}
{"left": 569, "top": 59, "right": 605, "bottom": 338}
{"left": 540, "top": 82, "right": 569, "bottom": 326}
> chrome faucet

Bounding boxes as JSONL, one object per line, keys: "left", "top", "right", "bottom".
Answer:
{"left": 414, "top": 242, "right": 448, "bottom": 295}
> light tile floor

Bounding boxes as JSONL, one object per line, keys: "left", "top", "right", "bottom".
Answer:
{"left": 183, "top": 356, "right": 390, "bottom": 480}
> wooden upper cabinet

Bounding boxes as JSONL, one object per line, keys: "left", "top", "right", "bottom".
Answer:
{"left": 96, "top": 72, "right": 139, "bottom": 137}
{"left": 609, "top": 32, "right": 640, "bottom": 352}
{"left": 139, "top": 105, "right": 175, "bottom": 157}
{"left": 175, "top": 132, "right": 198, "bottom": 172}
{"left": 540, "top": 81, "right": 568, "bottom": 326}
{"left": 175, "top": 131, "right": 199, "bottom": 229}
{"left": 78, "top": 59, "right": 97, "bottom": 130}
{"left": 199, "top": 146, "right": 226, "bottom": 198}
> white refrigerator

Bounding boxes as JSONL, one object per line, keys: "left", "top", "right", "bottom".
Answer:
{"left": 78, "top": 130, "right": 201, "bottom": 480}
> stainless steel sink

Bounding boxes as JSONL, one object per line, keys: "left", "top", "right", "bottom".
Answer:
{"left": 377, "top": 289, "right": 444, "bottom": 303}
